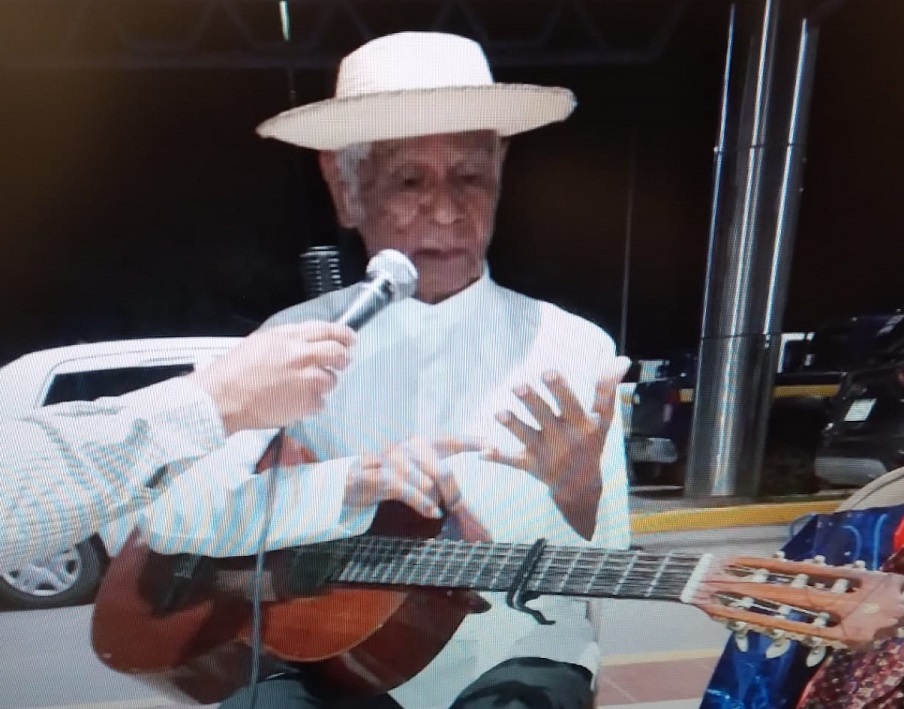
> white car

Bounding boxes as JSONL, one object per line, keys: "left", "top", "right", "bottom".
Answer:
{"left": 0, "top": 337, "right": 240, "bottom": 609}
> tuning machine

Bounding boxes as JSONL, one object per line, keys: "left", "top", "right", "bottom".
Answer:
{"left": 804, "top": 640, "right": 827, "bottom": 667}
{"left": 764, "top": 629, "right": 792, "bottom": 658}
{"left": 726, "top": 620, "right": 750, "bottom": 651}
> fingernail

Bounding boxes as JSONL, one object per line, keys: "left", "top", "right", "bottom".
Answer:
{"left": 496, "top": 411, "right": 511, "bottom": 424}
{"left": 542, "top": 370, "right": 560, "bottom": 383}
{"left": 513, "top": 384, "right": 529, "bottom": 396}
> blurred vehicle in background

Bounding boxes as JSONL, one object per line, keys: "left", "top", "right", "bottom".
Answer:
{"left": 628, "top": 312, "right": 904, "bottom": 495}
{"left": 0, "top": 337, "right": 239, "bottom": 609}
{"left": 816, "top": 316, "right": 904, "bottom": 487}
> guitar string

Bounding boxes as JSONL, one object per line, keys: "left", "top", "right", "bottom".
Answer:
{"left": 328, "top": 542, "right": 851, "bottom": 624}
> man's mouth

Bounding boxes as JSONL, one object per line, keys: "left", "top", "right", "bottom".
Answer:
{"left": 413, "top": 248, "right": 470, "bottom": 261}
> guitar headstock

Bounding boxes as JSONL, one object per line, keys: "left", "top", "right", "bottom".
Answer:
{"left": 689, "top": 553, "right": 904, "bottom": 666}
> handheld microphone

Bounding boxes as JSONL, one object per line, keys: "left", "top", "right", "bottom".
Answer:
{"left": 336, "top": 249, "right": 418, "bottom": 330}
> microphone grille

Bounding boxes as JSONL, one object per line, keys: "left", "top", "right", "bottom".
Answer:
{"left": 367, "top": 249, "right": 418, "bottom": 301}
{"left": 299, "top": 245, "right": 343, "bottom": 298}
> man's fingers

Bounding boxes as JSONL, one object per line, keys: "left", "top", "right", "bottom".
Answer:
{"left": 480, "top": 446, "right": 531, "bottom": 471}
{"left": 286, "top": 321, "right": 358, "bottom": 346}
{"left": 297, "top": 340, "right": 352, "bottom": 370}
{"left": 300, "top": 366, "right": 338, "bottom": 392}
{"left": 495, "top": 410, "right": 540, "bottom": 447}
{"left": 384, "top": 479, "right": 442, "bottom": 518}
{"left": 433, "top": 436, "right": 485, "bottom": 459}
{"left": 541, "top": 371, "right": 586, "bottom": 421}
{"left": 513, "top": 384, "right": 558, "bottom": 428}
{"left": 591, "top": 357, "right": 632, "bottom": 419}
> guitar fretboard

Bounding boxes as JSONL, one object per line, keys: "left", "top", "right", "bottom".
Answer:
{"left": 313, "top": 536, "right": 704, "bottom": 602}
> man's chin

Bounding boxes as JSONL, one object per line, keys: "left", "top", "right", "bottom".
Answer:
{"left": 416, "top": 275, "right": 481, "bottom": 304}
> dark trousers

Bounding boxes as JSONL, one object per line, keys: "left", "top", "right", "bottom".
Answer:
{"left": 220, "top": 658, "right": 593, "bottom": 709}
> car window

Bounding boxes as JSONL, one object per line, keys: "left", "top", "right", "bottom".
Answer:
{"left": 42, "top": 364, "right": 195, "bottom": 405}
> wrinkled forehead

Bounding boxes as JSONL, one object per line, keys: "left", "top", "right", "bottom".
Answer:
{"left": 368, "top": 130, "right": 502, "bottom": 166}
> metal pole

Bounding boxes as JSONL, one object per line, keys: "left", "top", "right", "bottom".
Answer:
{"left": 618, "top": 128, "right": 638, "bottom": 357}
{"left": 685, "top": 0, "right": 820, "bottom": 498}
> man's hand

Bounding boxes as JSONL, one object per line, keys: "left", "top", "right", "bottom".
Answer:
{"left": 346, "top": 437, "right": 484, "bottom": 523}
{"left": 188, "top": 322, "right": 356, "bottom": 435}
{"left": 482, "top": 356, "right": 632, "bottom": 540}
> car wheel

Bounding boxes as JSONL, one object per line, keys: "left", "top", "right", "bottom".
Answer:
{"left": 760, "top": 443, "right": 820, "bottom": 497}
{"left": 0, "top": 539, "right": 104, "bottom": 609}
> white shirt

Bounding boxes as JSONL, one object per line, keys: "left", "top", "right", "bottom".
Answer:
{"left": 142, "top": 272, "right": 630, "bottom": 707}
{"left": 0, "top": 378, "right": 225, "bottom": 572}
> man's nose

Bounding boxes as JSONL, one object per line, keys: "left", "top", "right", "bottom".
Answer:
{"left": 426, "top": 181, "right": 464, "bottom": 225}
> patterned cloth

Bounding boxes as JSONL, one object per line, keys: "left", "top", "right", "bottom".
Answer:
{"left": 0, "top": 377, "right": 225, "bottom": 571}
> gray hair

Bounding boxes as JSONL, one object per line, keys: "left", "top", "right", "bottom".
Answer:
{"left": 335, "top": 141, "right": 373, "bottom": 204}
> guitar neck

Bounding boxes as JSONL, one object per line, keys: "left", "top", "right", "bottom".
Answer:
{"left": 305, "top": 536, "right": 709, "bottom": 603}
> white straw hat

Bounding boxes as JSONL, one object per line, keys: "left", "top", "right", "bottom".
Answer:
{"left": 256, "top": 31, "right": 576, "bottom": 150}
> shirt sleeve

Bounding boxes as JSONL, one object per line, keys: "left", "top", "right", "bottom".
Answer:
{"left": 0, "top": 377, "right": 226, "bottom": 572}
{"left": 138, "top": 431, "right": 379, "bottom": 557}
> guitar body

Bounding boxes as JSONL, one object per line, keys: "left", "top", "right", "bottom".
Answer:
{"left": 92, "top": 502, "right": 482, "bottom": 704}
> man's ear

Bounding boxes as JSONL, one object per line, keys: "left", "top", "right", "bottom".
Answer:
{"left": 319, "top": 151, "right": 357, "bottom": 228}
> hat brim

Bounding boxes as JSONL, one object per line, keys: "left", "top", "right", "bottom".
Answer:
{"left": 256, "top": 84, "right": 576, "bottom": 150}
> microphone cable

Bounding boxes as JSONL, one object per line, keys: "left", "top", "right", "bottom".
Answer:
{"left": 246, "top": 429, "right": 284, "bottom": 709}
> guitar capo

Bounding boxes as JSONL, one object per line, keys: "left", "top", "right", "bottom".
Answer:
{"left": 506, "top": 538, "right": 554, "bottom": 625}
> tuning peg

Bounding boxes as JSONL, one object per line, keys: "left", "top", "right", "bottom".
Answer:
{"left": 790, "top": 573, "right": 809, "bottom": 589}
{"left": 853, "top": 560, "right": 867, "bottom": 569}
{"left": 726, "top": 620, "right": 750, "bottom": 651}
{"left": 772, "top": 551, "right": 786, "bottom": 559}
{"left": 751, "top": 569, "right": 769, "bottom": 583}
{"left": 765, "top": 634, "right": 792, "bottom": 659}
{"left": 805, "top": 642, "right": 827, "bottom": 667}
{"left": 830, "top": 578, "right": 850, "bottom": 594}
{"left": 729, "top": 596, "right": 755, "bottom": 610}
{"left": 813, "top": 555, "right": 826, "bottom": 565}
{"left": 896, "top": 627, "right": 904, "bottom": 639}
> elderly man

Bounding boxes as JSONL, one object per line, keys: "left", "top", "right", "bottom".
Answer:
{"left": 141, "top": 31, "right": 630, "bottom": 709}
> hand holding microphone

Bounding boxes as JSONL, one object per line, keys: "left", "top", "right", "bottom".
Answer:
{"left": 188, "top": 250, "right": 419, "bottom": 435}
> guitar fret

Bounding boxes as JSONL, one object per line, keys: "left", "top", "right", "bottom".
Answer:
{"left": 612, "top": 552, "right": 639, "bottom": 596}
{"left": 472, "top": 544, "right": 503, "bottom": 590}
{"left": 387, "top": 541, "right": 416, "bottom": 585}
{"left": 346, "top": 537, "right": 378, "bottom": 584}
{"left": 377, "top": 540, "right": 400, "bottom": 585}
{"left": 584, "top": 549, "right": 611, "bottom": 595}
{"left": 406, "top": 539, "right": 439, "bottom": 586}
{"left": 555, "top": 548, "right": 584, "bottom": 595}
{"left": 451, "top": 543, "right": 479, "bottom": 587}
{"left": 489, "top": 544, "right": 519, "bottom": 590}
{"left": 529, "top": 545, "right": 560, "bottom": 595}
{"left": 646, "top": 553, "right": 671, "bottom": 598}
{"left": 435, "top": 541, "right": 466, "bottom": 586}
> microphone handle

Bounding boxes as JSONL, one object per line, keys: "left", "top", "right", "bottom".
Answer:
{"left": 335, "top": 276, "right": 394, "bottom": 330}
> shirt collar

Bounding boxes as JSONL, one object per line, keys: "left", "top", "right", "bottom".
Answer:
{"left": 388, "top": 264, "right": 494, "bottom": 330}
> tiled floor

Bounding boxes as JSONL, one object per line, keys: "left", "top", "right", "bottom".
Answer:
{"left": 597, "top": 654, "right": 718, "bottom": 707}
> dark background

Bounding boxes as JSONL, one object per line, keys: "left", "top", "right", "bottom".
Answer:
{"left": 0, "top": 0, "right": 901, "bottom": 363}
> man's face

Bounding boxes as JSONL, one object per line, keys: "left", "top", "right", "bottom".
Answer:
{"left": 322, "top": 131, "right": 506, "bottom": 304}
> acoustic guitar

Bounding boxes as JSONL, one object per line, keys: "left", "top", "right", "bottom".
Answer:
{"left": 92, "top": 499, "right": 904, "bottom": 704}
